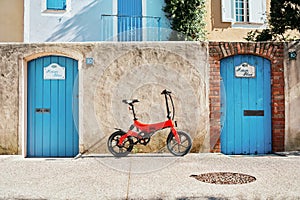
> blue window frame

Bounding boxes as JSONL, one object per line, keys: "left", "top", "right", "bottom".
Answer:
{"left": 47, "top": 0, "right": 66, "bottom": 10}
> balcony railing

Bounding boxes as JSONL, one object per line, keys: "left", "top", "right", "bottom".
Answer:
{"left": 100, "top": 14, "right": 161, "bottom": 41}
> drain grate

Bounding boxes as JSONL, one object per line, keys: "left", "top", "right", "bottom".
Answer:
{"left": 190, "top": 172, "right": 256, "bottom": 185}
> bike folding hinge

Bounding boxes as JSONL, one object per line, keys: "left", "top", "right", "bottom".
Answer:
{"left": 129, "top": 124, "right": 135, "bottom": 130}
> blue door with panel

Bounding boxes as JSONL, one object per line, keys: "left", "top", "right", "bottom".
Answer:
{"left": 27, "top": 56, "right": 79, "bottom": 157}
{"left": 118, "top": 0, "right": 142, "bottom": 41}
{"left": 220, "top": 55, "right": 271, "bottom": 155}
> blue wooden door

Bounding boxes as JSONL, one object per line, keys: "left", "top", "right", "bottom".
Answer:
{"left": 27, "top": 56, "right": 79, "bottom": 157}
{"left": 118, "top": 0, "right": 142, "bottom": 41}
{"left": 220, "top": 55, "right": 271, "bottom": 154}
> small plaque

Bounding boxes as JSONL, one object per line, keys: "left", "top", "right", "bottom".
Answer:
{"left": 44, "top": 63, "right": 65, "bottom": 80}
{"left": 288, "top": 51, "right": 297, "bottom": 60}
{"left": 235, "top": 63, "right": 255, "bottom": 78}
{"left": 86, "top": 58, "right": 94, "bottom": 65}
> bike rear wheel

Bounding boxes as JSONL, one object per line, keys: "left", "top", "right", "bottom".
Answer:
{"left": 166, "top": 131, "right": 192, "bottom": 156}
{"left": 107, "top": 131, "right": 133, "bottom": 157}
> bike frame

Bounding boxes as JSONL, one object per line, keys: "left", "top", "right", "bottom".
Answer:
{"left": 118, "top": 90, "right": 181, "bottom": 146}
{"left": 118, "top": 119, "right": 180, "bottom": 145}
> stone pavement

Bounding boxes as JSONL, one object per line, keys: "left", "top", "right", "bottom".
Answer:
{"left": 0, "top": 153, "right": 299, "bottom": 200}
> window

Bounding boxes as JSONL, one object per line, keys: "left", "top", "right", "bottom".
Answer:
{"left": 235, "top": 0, "right": 249, "bottom": 22}
{"left": 47, "top": 0, "right": 66, "bottom": 10}
{"left": 221, "top": 0, "right": 266, "bottom": 24}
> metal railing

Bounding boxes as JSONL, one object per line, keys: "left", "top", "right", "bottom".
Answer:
{"left": 100, "top": 14, "right": 161, "bottom": 41}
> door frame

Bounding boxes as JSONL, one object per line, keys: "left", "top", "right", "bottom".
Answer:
{"left": 220, "top": 54, "right": 272, "bottom": 154}
{"left": 208, "top": 42, "right": 285, "bottom": 153}
{"left": 20, "top": 52, "right": 83, "bottom": 157}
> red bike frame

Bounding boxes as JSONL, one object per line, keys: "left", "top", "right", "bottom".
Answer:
{"left": 118, "top": 119, "right": 180, "bottom": 146}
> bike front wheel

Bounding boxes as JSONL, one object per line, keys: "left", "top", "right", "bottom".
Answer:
{"left": 107, "top": 130, "right": 133, "bottom": 157}
{"left": 166, "top": 131, "right": 192, "bottom": 156}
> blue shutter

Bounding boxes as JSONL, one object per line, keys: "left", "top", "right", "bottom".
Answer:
{"left": 47, "top": 0, "right": 66, "bottom": 10}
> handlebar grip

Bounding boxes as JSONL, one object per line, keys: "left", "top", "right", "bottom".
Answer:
{"left": 161, "top": 89, "right": 172, "bottom": 95}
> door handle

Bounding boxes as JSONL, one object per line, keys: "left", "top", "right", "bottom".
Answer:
{"left": 35, "top": 108, "right": 50, "bottom": 113}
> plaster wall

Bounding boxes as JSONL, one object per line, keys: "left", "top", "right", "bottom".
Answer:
{"left": 285, "top": 42, "right": 300, "bottom": 151}
{"left": 0, "top": 42, "right": 209, "bottom": 155}
{"left": 25, "top": 0, "right": 113, "bottom": 42}
{"left": 0, "top": 0, "right": 24, "bottom": 42}
{"left": 25, "top": 0, "right": 170, "bottom": 42}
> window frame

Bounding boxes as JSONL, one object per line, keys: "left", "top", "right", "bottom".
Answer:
{"left": 41, "top": 0, "right": 71, "bottom": 14}
{"left": 221, "top": 0, "right": 266, "bottom": 27}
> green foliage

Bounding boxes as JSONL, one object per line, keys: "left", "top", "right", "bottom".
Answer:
{"left": 270, "top": 0, "right": 300, "bottom": 35}
{"left": 245, "top": 0, "right": 300, "bottom": 41}
{"left": 245, "top": 29, "right": 273, "bottom": 42}
{"left": 163, "top": 0, "right": 207, "bottom": 41}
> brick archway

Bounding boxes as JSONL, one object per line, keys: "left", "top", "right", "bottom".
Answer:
{"left": 209, "top": 42, "right": 285, "bottom": 153}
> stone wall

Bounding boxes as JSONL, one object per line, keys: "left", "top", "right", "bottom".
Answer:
{"left": 1, "top": 41, "right": 299, "bottom": 156}
{"left": 80, "top": 42, "right": 210, "bottom": 153}
{"left": 285, "top": 42, "right": 300, "bottom": 151}
{"left": 0, "top": 44, "right": 20, "bottom": 154}
{"left": 0, "top": 42, "right": 210, "bottom": 155}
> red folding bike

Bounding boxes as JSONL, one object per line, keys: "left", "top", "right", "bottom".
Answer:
{"left": 107, "top": 89, "right": 192, "bottom": 157}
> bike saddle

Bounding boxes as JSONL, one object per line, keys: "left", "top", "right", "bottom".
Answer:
{"left": 122, "top": 99, "right": 140, "bottom": 105}
{"left": 161, "top": 89, "right": 172, "bottom": 95}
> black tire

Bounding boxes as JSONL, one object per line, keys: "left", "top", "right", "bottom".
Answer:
{"left": 166, "top": 131, "right": 192, "bottom": 156}
{"left": 107, "top": 131, "right": 134, "bottom": 157}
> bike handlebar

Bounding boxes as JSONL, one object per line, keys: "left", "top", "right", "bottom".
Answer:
{"left": 160, "top": 89, "right": 175, "bottom": 120}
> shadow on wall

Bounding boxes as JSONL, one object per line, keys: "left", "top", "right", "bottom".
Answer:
{"left": 46, "top": 1, "right": 102, "bottom": 42}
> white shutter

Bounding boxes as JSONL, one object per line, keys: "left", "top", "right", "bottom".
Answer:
{"left": 249, "top": 0, "right": 266, "bottom": 23}
{"left": 221, "top": 0, "right": 235, "bottom": 22}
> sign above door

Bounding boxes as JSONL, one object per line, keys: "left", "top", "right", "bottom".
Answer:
{"left": 44, "top": 63, "right": 65, "bottom": 80}
{"left": 235, "top": 62, "right": 256, "bottom": 78}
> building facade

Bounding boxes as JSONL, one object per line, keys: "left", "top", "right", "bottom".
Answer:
{"left": 24, "top": 0, "right": 170, "bottom": 42}
{"left": 206, "top": 0, "right": 270, "bottom": 41}
{"left": 25, "top": 0, "right": 272, "bottom": 42}
{"left": 5, "top": 0, "right": 287, "bottom": 42}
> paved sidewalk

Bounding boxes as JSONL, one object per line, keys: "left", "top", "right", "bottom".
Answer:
{"left": 0, "top": 153, "right": 299, "bottom": 199}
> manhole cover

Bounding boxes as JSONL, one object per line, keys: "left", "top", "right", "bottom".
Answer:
{"left": 190, "top": 172, "right": 256, "bottom": 185}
